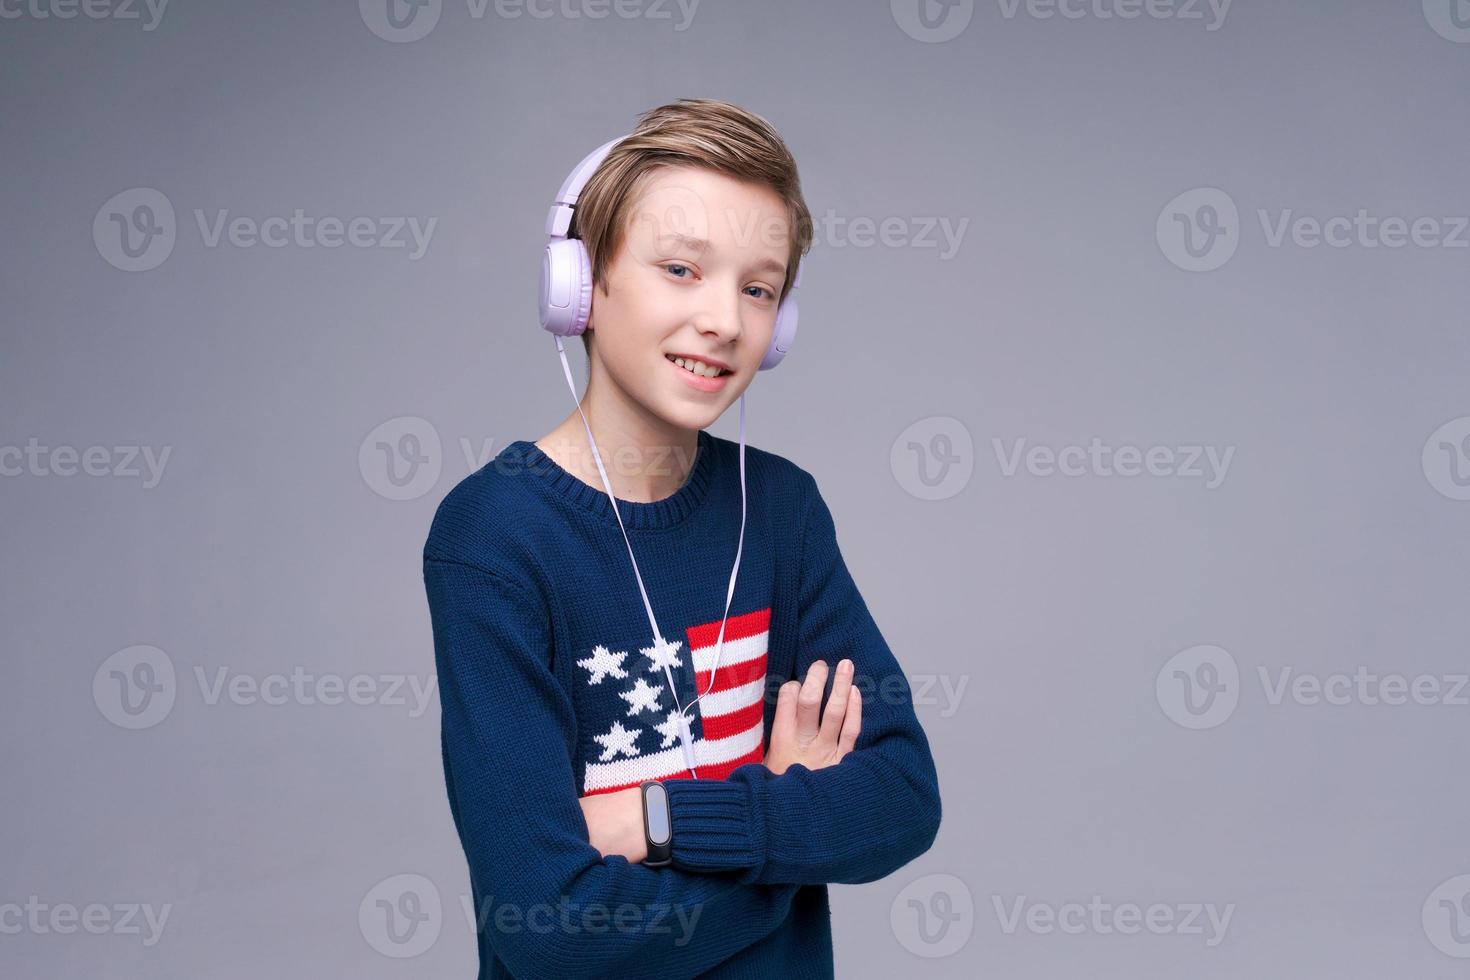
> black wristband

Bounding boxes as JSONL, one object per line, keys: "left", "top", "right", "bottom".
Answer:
{"left": 640, "top": 780, "right": 672, "bottom": 867}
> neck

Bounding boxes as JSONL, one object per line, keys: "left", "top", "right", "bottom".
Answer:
{"left": 537, "top": 380, "right": 700, "bottom": 505}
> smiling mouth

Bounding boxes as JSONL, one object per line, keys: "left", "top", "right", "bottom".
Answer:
{"left": 665, "top": 354, "right": 731, "bottom": 378}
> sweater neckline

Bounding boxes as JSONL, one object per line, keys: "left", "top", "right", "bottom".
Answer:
{"left": 508, "top": 428, "right": 716, "bottom": 530}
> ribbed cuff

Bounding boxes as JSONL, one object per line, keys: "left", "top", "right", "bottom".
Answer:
{"left": 663, "top": 777, "right": 765, "bottom": 875}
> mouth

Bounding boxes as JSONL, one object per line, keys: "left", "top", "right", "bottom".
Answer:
{"left": 665, "top": 353, "right": 731, "bottom": 392}
{"left": 665, "top": 353, "right": 732, "bottom": 377}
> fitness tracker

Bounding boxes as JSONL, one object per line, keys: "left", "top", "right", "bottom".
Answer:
{"left": 640, "top": 780, "right": 673, "bottom": 868}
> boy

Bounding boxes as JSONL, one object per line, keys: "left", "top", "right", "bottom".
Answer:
{"left": 422, "top": 98, "right": 942, "bottom": 979}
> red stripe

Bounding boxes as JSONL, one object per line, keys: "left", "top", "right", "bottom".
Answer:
{"left": 694, "top": 653, "right": 768, "bottom": 694}
{"left": 699, "top": 699, "right": 766, "bottom": 742}
{"left": 686, "top": 607, "right": 771, "bottom": 650}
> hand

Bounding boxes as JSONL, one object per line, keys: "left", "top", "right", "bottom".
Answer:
{"left": 764, "top": 659, "right": 862, "bottom": 777}
{"left": 578, "top": 786, "right": 647, "bottom": 863}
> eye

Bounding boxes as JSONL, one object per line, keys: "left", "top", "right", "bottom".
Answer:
{"left": 663, "top": 263, "right": 692, "bottom": 279}
{"left": 745, "top": 286, "right": 775, "bottom": 301}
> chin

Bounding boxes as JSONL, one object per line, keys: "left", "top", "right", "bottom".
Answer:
{"left": 657, "top": 399, "right": 722, "bottom": 432}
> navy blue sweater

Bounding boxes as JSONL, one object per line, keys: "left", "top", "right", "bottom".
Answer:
{"left": 422, "top": 428, "right": 942, "bottom": 979}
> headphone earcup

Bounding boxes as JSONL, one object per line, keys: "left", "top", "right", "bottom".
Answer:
{"left": 759, "top": 296, "right": 797, "bottom": 371}
{"left": 539, "top": 238, "right": 594, "bottom": 337}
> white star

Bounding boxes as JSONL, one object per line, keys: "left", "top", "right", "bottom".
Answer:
{"left": 592, "top": 720, "right": 641, "bottom": 761}
{"left": 577, "top": 644, "right": 630, "bottom": 686}
{"left": 642, "top": 636, "right": 684, "bottom": 673}
{"left": 653, "top": 710, "right": 685, "bottom": 749}
{"left": 620, "top": 677, "right": 665, "bottom": 717}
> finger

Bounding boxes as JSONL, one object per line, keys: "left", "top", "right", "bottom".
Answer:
{"left": 772, "top": 679, "right": 799, "bottom": 743}
{"left": 836, "top": 685, "right": 862, "bottom": 756}
{"left": 819, "top": 658, "right": 854, "bottom": 745}
{"left": 796, "top": 661, "right": 828, "bottom": 742}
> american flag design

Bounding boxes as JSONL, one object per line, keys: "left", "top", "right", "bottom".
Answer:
{"left": 576, "top": 607, "right": 771, "bottom": 797}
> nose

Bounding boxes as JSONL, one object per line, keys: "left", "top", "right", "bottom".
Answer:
{"left": 691, "top": 279, "right": 743, "bottom": 346}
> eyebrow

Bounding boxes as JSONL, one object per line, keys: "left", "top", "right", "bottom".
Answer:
{"left": 663, "top": 232, "right": 787, "bottom": 279}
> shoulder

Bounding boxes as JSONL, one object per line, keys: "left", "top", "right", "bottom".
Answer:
{"left": 421, "top": 445, "right": 548, "bottom": 583}
{"left": 702, "top": 431, "right": 822, "bottom": 515}
{"left": 700, "top": 429, "right": 815, "bottom": 487}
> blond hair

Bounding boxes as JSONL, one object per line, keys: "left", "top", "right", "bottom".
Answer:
{"left": 567, "top": 98, "right": 813, "bottom": 357}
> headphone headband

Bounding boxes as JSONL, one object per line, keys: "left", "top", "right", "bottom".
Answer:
{"left": 545, "top": 135, "right": 628, "bottom": 241}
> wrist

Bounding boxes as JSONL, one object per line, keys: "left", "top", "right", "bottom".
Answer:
{"left": 614, "top": 787, "right": 647, "bottom": 863}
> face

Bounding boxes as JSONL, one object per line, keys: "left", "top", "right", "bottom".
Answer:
{"left": 585, "top": 164, "right": 791, "bottom": 432}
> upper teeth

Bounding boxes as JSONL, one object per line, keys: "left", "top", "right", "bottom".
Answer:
{"left": 669, "top": 356, "right": 726, "bottom": 378}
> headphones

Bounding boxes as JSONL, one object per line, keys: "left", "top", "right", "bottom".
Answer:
{"left": 538, "top": 134, "right": 802, "bottom": 371}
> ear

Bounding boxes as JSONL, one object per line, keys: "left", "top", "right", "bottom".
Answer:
{"left": 585, "top": 278, "right": 602, "bottom": 331}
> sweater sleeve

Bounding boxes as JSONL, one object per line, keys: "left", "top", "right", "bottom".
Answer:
{"left": 424, "top": 555, "right": 802, "bottom": 980}
{"left": 659, "top": 472, "right": 943, "bottom": 885}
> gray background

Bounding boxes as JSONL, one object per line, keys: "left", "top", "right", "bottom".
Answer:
{"left": 3, "top": 0, "right": 1469, "bottom": 976}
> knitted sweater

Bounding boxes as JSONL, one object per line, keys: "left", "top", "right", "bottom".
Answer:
{"left": 422, "top": 428, "right": 943, "bottom": 980}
